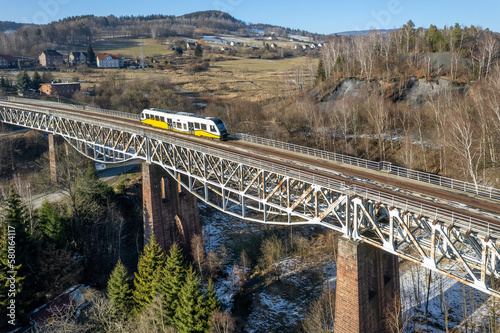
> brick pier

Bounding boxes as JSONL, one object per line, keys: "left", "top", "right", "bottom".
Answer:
{"left": 142, "top": 162, "right": 202, "bottom": 253}
{"left": 334, "top": 237, "right": 401, "bottom": 332}
{"left": 48, "top": 134, "right": 58, "bottom": 183}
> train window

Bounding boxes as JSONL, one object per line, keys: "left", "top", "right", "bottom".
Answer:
{"left": 183, "top": 123, "right": 187, "bottom": 130}
{"left": 195, "top": 123, "right": 200, "bottom": 129}
{"left": 156, "top": 116, "right": 160, "bottom": 121}
{"left": 201, "top": 124, "right": 207, "bottom": 131}
{"left": 210, "top": 125, "right": 216, "bottom": 132}
{"left": 160, "top": 117, "right": 165, "bottom": 122}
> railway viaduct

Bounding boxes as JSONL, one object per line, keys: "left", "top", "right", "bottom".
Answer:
{"left": 2, "top": 97, "right": 500, "bottom": 332}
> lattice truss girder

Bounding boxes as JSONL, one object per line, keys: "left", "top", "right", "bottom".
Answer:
{"left": 349, "top": 197, "right": 500, "bottom": 296}
{"left": 0, "top": 106, "right": 147, "bottom": 163}
{"left": 149, "top": 138, "right": 500, "bottom": 298}
{"left": 2, "top": 104, "right": 500, "bottom": 297}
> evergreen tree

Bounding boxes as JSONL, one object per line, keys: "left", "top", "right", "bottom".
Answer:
{"left": 194, "top": 44, "right": 203, "bottom": 57}
{"left": 37, "top": 200, "right": 65, "bottom": 246}
{"left": 74, "top": 164, "right": 114, "bottom": 223}
{"left": 204, "top": 279, "right": 221, "bottom": 318}
{"left": 316, "top": 59, "right": 326, "bottom": 83}
{"left": 31, "top": 71, "right": 42, "bottom": 91}
{"left": 15, "top": 70, "right": 31, "bottom": 96}
{"left": 0, "top": 224, "right": 24, "bottom": 327}
{"left": 157, "top": 243, "right": 188, "bottom": 324}
{"left": 86, "top": 44, "right": 96, "bottom": 66}
{"left": 132, "top": 235, "right": 166, "bottom": 314}
{"left": 173, "top": 266, "right": 207, "bottom": 333}
{"left": 0, "top": 185, "right": 34, "bottom": 325}
{"left": 107, "top": 259, "right": 133, "bottom": 320}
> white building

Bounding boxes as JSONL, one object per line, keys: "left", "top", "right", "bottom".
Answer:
{"left": 96, "top": 53, "right": 121, "bottom": 68}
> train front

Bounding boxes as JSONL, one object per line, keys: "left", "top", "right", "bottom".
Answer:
{"left": 214, "top": 118, "right": 229, "bottom": 141}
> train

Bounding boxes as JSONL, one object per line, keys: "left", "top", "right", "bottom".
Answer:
{"left": 140, "top": 108, "right": 229, "bottom": 141}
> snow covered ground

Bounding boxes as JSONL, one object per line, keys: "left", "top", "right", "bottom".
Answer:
{"left": 199, "top": 200, "right": 497, "bottom": 332}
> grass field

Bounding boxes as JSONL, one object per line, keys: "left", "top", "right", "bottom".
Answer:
{"left": 10, "top": 37, "right": 317, "bottom": 102}
{"left": 83, "top": 37, "right": 318, "bottom": 101}
{"left": 92, "top": 38, "right": 175, "bottom": 59}
{"left": 169, "top": 56, "right": 317, "bottom": 101}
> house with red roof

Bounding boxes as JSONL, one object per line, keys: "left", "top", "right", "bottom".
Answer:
{"left": 96, "top": 53, "right": 122, "bottom": 68}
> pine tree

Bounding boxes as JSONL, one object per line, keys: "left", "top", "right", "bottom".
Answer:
{"left": 157, "top": 243, "right": 188, "bottom": 324}
{"left": 15, "top": 70, "right": 31, "bottom": 96}
{"left": 194, "top": 44, "right": 203, "bottom": 57}
{"left": 107, "top": 259, "right": 133, "bottom": 320}
{"left": 173, "top": 266, "right": 207, "bottom": 333}
{"left": 316, "top": 59, "right": 326, "bottom": 83}
{"left": 0, "top": 185, "right": 34, "bottom": 325}
{"left": 204, "top": 279, "right": 221, "bottom": 319}
{"left": 37, "top": 200, "right": 64, "bottom": 246}
{"left": 0, "top": 225, "right": 24, "bottom": 324}
{"left": 31, "top": 71, "right": 42, "bottom": 91}
{"left": 132, "top": 235, "right": 166, "bottom": 314}
{"left": 86, "top": 44, "right": 96, "bottom": 66}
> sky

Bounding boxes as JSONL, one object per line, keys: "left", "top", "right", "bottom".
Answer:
{"left": 1, "top": 0, "right": 499, "bottom": 34}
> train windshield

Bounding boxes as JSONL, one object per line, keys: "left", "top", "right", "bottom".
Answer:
{"left": 213, "top": 119, "right": 226, "bottom": 130}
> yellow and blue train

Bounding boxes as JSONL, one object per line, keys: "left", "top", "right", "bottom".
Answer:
{"left": 140, "top": 108, "right": 229, "bottom": 141}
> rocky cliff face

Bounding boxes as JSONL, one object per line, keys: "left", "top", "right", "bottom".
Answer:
{"left": 320, "top": 77, "right": 469, "bottom": 106}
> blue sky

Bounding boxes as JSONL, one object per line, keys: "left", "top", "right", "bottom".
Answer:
{"left": 2, "top": 0, "right": 499, "bottom": 34}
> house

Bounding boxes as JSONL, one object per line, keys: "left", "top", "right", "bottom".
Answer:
{"left": 0, "top": 54, "right": 15, "bottom": 68}
{"left": 68, "top": 52, "right": 88, "bottom": 66}
{"left": 30, "top": 285, "right": 88, "bottom": 330}
{"left": 186, "top": 42, "right": 196, "bottom": 50}
{"left": 39, "top": 82, "right": 81, "bottom": 98}
{"left": 39, "top": 50, "right": 63, "bottom": 67}
{"left": 96, "top": 53, "right": 121, "bottom": 68}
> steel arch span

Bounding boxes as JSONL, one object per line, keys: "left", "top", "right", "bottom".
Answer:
{"left": 1, "top": 99, "right": 500, "bottom": 297}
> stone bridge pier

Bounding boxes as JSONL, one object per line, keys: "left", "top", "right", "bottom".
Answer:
{"left": 48, "top": 133, "right": 59, "bottom": 183}
{"left": 142, "top": 162, "right": 202, "bottom": 253}
{"left": 335, "top": 237, "right": 401, "bottom": 333}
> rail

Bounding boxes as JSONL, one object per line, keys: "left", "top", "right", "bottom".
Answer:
{"left": 235, "top": 133, "right": 500, "bottom": 200}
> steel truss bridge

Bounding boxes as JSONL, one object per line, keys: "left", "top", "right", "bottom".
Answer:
{"left": 1, "top": 98, "right": 500, "bottom": 297}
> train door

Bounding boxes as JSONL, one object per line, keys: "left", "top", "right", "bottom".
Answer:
{"left": 167, "top": 118, "right": 173, "bottom": 130}
{"left": 188, "top": 122, "right": 195, "bottom": 135}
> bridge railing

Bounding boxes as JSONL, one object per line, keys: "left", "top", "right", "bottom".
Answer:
{"left": 235, "top": 132, "right": 500, "bottom": 200}
{"left": 5, "top": 97, "right": 140, "bottom": 120}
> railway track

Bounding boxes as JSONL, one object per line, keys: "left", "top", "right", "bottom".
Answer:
{"left": 4, "top": 100, "right": 500, "bottom": 228}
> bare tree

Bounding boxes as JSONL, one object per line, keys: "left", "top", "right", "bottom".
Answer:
{"left": 209, "top": 311, "right": 236, "bottom": 333}
{"left": 302, "top": 287, "right": 335, "bottom": 333}
{"left": 448, "top": 100, "right": 481, "bottom": 190}
{"left": 191, "top": 233, "right": 206, "bottom": 278}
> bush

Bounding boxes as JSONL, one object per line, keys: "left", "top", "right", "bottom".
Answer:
{"left": 184, "top": 60, "right": 210, "bottom": 73}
